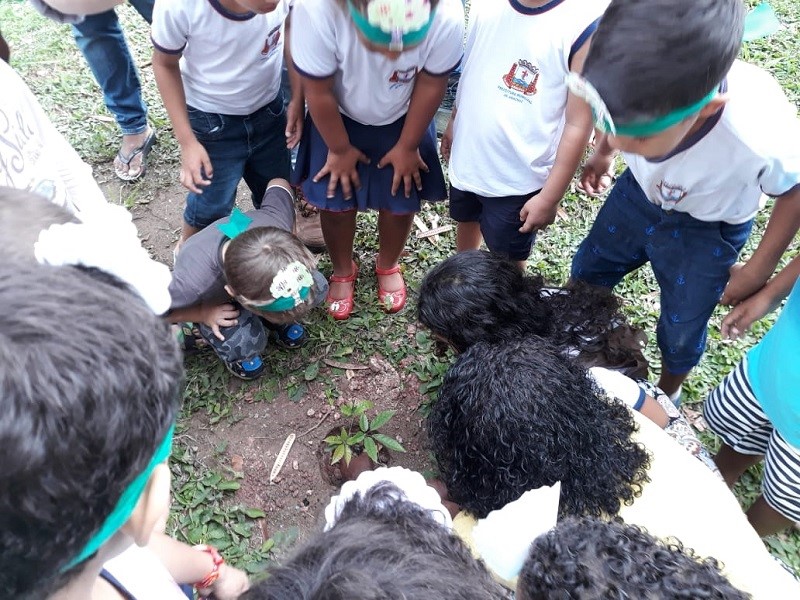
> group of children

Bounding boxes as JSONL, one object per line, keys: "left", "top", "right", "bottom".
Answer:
{"left": 2, "top": 0, "right": 800, "bottom": 597}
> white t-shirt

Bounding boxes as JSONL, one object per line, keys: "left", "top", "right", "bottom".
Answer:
{"left": 103, "top": 544, "right": 188, "bottom": 600}
{"left": 624, "top": 60, "right": 800, "bottom": 223}
{"left": 0, "top": 59, "right": 107, "bottom": 218}
{"left": 449, "top": 0, "right": 607, "bottom": 197}
{"left": 151, "top": 0, "right": 292, "bottom": 115}
{"left": 290, "top": 0, "right": 464, "bottom": 126}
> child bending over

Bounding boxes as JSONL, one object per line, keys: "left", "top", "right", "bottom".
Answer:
{"left": 0, "top": 262, "right": 247, "bottom": 599}
{"left": 569, "top": 0, "right": 800, "bottom": 402}
{"left": 167, "top": 179, "right": 327, "bottom": 380}
{"left": 704, "top": 252, "right": 800, "bottom": 536}
{"left": 442, "top": 0, "right": 603, "bottom": 265}
{"left": 290, "top": 0, "right": 464, "bottom": 319}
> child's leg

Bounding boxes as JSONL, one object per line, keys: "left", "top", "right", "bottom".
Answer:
{"left": 377, "top": 210, "right": 414, "bottom": 292}
{"left": 476, "top": 192, "right": 539, "bottom": 266}
{"left": 196, "top": 307, "right": 268, "bottom": 380}
{"left": 242, "top": 94, "right": 292, "bottom": 208}
{"left": 751, "top": 430, "right": 800, "bottom": 536}
{"left": 321, "top": 209, "right": 358, "bottom": 300}
{"left": 704, "top": 358, "right": 771, "bottom": 486}
{"left": 449, "top": 187, "right": 483, "bottom": 252}
{"left": 649, "top": 217, "right": 752, "bottom": 395}
{"left": 182, "top": 109, "right": 249, "bottom": 242}
{"left": 570, "top": 169, "right": 652, "bottom": 287}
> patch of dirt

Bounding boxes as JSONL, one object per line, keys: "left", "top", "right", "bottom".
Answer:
{"left": 190, "top": 354, "right": 433, "bottom": 543}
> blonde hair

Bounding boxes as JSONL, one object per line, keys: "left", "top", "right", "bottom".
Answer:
{"left": 223, "top": 227, "right": 318, "bottom": 323}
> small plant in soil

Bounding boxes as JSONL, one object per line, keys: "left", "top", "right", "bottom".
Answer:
{"left": 324, "top": 400, "right": 406, "bottom": 466}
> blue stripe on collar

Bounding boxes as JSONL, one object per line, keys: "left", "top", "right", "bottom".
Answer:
{"left": 509, "top": 0, "right": 567, "bottom": 15}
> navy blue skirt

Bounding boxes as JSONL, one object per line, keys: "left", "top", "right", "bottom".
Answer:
{"left": 291, "top": 112, "right": 447, "bottom": 214}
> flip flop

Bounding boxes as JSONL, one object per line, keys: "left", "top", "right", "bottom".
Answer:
{"left": 115, "top": 129, "right": 156, "bottom": 182}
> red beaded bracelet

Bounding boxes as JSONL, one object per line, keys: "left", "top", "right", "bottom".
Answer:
{"left": 193, "top": 544, "right": 224, "bottom": 590}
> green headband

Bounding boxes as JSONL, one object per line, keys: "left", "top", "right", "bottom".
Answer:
{"left": 566, "top": 72, "right": 718, "bottom": 138}
{"left": 253, "top": 285, "right": 311, "bottom": 312}
{"left": 63, "top": 424, "right": 175, "bottom": 571}
{"left": 348, "top": 0, "right": 435, "bottom": 51}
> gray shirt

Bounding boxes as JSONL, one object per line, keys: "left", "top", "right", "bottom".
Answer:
{"left": 169, "top": 185, "right": 297, "bottom": 311}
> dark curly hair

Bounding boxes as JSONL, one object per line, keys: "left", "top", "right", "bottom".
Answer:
{"left": 518, "top": 517, "right": 750, "bottom": 600}
{"left": 0, "top": 263, "right": 183, "bottom": 598}
{"left": 417, "top": 251, "right": 647, "bottom": 376}
{"left": 428, "top": 338, "right": 651, "bottom": 519}
{"left": 242, "top": 482, "right": 505, "bottom": 600}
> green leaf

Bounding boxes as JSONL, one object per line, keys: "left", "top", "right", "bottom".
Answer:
{"left": 217, "top": 480, "right": 241, "bottom": 491}
{"left": 363, "top": 437, "right": 379, "bottom": 462}
{"left": 370, "top": 410, "right": 395, "bottom": 430}
{"left": 372, "top": 433, "right": 406, "bottom": 453}
{"left": 347, "top": 431, "right": 366, "bottom": 445}
{"left": 341, "top": 404, "right": 354, "bottom": 417}
{"left": 359, "top": 413, "right": 369, "bottom": 432}
{"left": 323, "top": 435, "right": 341, "bottom": 445}
{"left": 331, "top": 444, "right": 345, "bottom": 465}
{"left": 343, "top": 444, "right": 353, "bottom": 465}
{"left": 244, "top": 508, "right": 266, "bottom": 519}
{"left": 261, "top": 539, "right": 275, "bottom": 553}
{"left": 304, "top": 361, "right": 320, "bottom": 381}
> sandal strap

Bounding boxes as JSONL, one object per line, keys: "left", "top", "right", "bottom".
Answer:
{"left": 330, "top": 262, "right": 358, "bottom": 284}
{"left": 375, "top": 264, "right": 401, "bottom": 276}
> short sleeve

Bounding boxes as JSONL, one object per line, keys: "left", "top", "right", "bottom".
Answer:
{"left": 290, "top": 0, "right": 338, "bottom": 79}
{"left": 758, "top": 108, "right": 800, "bottom": 197}
{"left": 421, "top": 0, "right": 465, "bottom": 76}
{"left": 151, "top": 0, "right": 189, "bottom": 55}
{"left": 588, "top": 367, "right": 644, "bottom": 409}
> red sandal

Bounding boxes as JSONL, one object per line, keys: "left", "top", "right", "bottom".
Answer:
{"left": 375, "top": 262, "right": 407, "bottom": 314}
{"left": 326, "top": 261, "right": 358, "bottom": 320}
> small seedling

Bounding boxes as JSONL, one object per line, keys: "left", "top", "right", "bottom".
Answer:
{"left": 324, "top": 400, "right": 406, "bottom": 466}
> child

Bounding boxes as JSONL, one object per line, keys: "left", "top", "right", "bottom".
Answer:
{"left": 704, "top": 252, "right": 800, "bottom": 537}
{"left": 151, "top": 0, "right": 302, "bottom": 244}
{"left": 240, "top": 469, "right": 504, "bottom": 599}
{"left": 518, "top": 517, "right": 748, "bottom": 600}
{"left": 568, "top": 0, "right": 800, "bottom": 401}
{"left": 0, "top": 262, "right": 248, "bottom": 599}
{"left": 167, "top": 179, "right": 328, "bottom": 380}
{"left": 429, "top": 337, "right": 800, "bottom": 596}
{"left": 290, "top": 0, "right": 464, "bottom": 319}
{"left": 441, "top": 0, "right": 603, "bottom": 265}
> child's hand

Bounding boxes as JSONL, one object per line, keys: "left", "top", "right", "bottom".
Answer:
{"left": 203, "top": 303, "right": 239, "bottom": 341}
{"left": 179, "top": 139, "right": 214, "bottom": 194}
{"left": 578, "top": 153, "right": 615, "bottom": 197}
{"left": 378, "top": 144, "right": 430, "bottom": 198}
{"left": 201, "top": 564, "right": 250, "bottom": 600}
{"left": 519, "top": 194, "right": 559, "bottom": 234}
{"left": 285, "top": 99, "right": 304, "bottom": 149}
{"left": 721, "top": 262, "right": 768, "bottom": 306}
{"left": 440, "top": 116, "right": 454, "bottom": 162}
{"left": 721, "top": 287, "right": 780, "bottom": 340}
{"left": 314, "top": 145, "right": 370, "bottom": 200}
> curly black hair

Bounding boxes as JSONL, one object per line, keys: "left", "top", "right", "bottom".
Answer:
{"left": 0, "top": 263, "right": 183, "bottom": 598}
{"left": 518, "top": 517, "right": 750, "bottom": 600}
{"left": 242, "top": 482, "right": 505, "bottom": 600}
{"left": 428, "top": 337, "right": 651, "bottom": 519}
{"left": 417, "top": 251, "right": 648, "bottom": 377}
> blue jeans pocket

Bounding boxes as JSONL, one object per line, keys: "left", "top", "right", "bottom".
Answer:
{"left": 187, "top": 106, "right": 225, "bottom": 141}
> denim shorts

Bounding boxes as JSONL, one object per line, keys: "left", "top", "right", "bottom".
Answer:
{"left": 449, "top": 186, "right": 540, "bottom": 261}
{"left": 184, "top": 94, "right": 291, "bottom": 229}
{"left": 571, "top": 169, "right": 753, "bottom": 373}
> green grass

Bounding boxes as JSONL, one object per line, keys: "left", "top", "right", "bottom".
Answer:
{"left": 1, "top": 0, "right": 799, "bottom": 576}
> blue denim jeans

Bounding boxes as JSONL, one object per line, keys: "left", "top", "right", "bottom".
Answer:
{"left": 183, "top": 93, "right": 292, "bottom": 229}
{"left": 571, "top": 169, "right": 753, "bottom": 374}
{"left": 72, "top": 0, "right": 153, "bottom": 135}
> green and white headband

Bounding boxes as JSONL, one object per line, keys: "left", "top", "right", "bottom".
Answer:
{"left": 348, "top": 0, "right": 435, "bottom": 51}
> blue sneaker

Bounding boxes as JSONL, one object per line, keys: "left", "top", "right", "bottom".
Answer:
{"left": 267, "top": 322, "right": 307, "bottom": 349}
{"left": 225, "top": 355, "right": 265, "bottom": 381}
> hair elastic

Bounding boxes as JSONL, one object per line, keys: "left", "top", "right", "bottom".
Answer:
{"left": 217, "top": 208, "right": 253, "bottom": 240}
{"left": 566, "top": 73, "right": 719, "bottom": 138}
{"left": 62, "top": 424, "right": 176, "bottom": 572}
{"left": 347, "top": 0, "right": 435, "bottom": 51}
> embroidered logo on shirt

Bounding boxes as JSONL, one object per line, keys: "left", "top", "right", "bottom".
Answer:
{"left": 656, "top": 180, "right": 688, "bottom": 209}
{"left": 389, "top": 67, "right": 419, "bottom": 85}
{"left": 261, "top": 25, "right": 282, "bottom": 57}
{"left": 502, "top": 60, "right": 539, "bottom": 96}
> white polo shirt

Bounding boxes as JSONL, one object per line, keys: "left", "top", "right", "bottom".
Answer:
{"left": 449, "top": 0, "right": 607, "bottom": 197}
{"left": 151, "top": 0, "right": 292, "bottom": 116}
{"left": 291, "top": 0, "right": 464, "bottom": 126}
{"left": 624, "top": 60, "right": 800, "bottom": 223}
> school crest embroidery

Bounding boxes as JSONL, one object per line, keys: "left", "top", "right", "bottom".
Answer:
{"left": 502, "top": 60, "right": 539, "bottom": 96}
{"left": 389, "top": 66, "right": 418, "bottom": 84}
{"left": 656, "top": 180, "right": 688, "bottom": 207}
{"left": 261, "top": 25, "right": 281, "bottom": 57}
